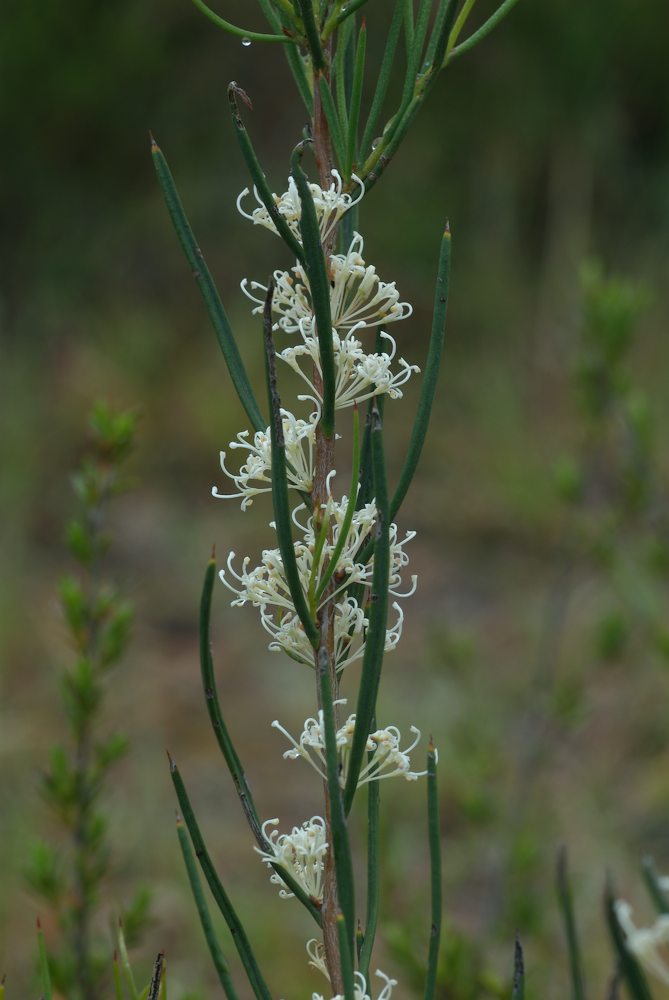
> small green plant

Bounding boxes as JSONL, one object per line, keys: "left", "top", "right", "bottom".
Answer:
{"left": 25, "top": 402, "right": 149, "bottom": 1000}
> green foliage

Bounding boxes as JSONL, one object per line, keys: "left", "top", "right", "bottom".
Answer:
{"left": 24, "top": 402, "right": 149, "bottom": 1000}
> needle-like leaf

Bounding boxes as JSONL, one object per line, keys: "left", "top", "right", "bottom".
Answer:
{"left": 263, "top": 284, "right": 320, "bottom": 647}
{"left": 424, "top": 742, "right": 442, "bottom": 1000}
{"left": 556, "top": 847, "right": 587, "bottom": 1000}
{"left": 291, "top": 145, "right": 337, "bottom": 437}
{"left": 169, "top": 756, "right": 273, "bottom": 1000}
{"left": 228, "top": 84, "right": 306, "bottom": 265}
{"left": 317, "top": 645, "right": 356, "bottom": 955}
{"left": 391, "top": 223, "right": 451, "bottom": 518}
{"left": 151, "top": 137, "right": 265, "bottom": 433}
{"left": 176, "top": 815, "right": 241, "bottom": 1000}
{"left": 604, "top": 876, "right": 653, "bottom": 1000}
{"left": 343, "top": 400, "right": 390, "bottom": 813}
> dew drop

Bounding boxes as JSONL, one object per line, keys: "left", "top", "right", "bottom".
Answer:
{"left": 242, "top": 36, "right": 252, "bottom": 47}
{"left": 371, "top": 137, "right": 381, "bottom": 150}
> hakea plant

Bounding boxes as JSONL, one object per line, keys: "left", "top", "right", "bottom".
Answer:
{"left": 150, "top": 2, "right": 528, "bottom": 999}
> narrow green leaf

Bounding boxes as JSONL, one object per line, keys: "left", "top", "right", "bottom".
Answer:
{"left": 337, "top": 911, "right": 356, "bottom": 1000}
{"left": 604, "top": 877, "right": 653, "bottom": 1000}
{"left": 199, "top": 557, "right": 264, "bottom": 841}
{"left": 200, "top": 557, "right": 321, "bottom": 922}
{"left": 358, "top": 768, "right": 380, "bottom": 984}
{"left": 318, "top": 73, "right": 347, "bottom": 171}
{"left": 556, "top": 848, "right": 587, "bottom": 1000}
{"left": 391, "top": 224, "right": 451, "bottom": 519}
{"left": 36, "top": 919, "right": 53, "bottom": 1000}
{"left": 425, "top": 0, "right": 458, "bottom": 67}
{"left": 151, "top": 137, "right": 265, "bottom": 433}
{"left": 263, "top": 284, "right": 320, "bottom": 647}
{"left": 344, "top": 401, "right": 390, "bottom": 813}
{"left": 323, "top": 0, "right": 370, "bottom": 38}
{"left": 113, "top": 951, "right": 124, "bottom": 1000}
{"left": 446, "top": 0, "right": 522, "bottom": 64}
{"left": 641, "top": 856, "right": 669, "bottom": 915}
{"left": 177, "top": 815, "right": 240, "bottom": 1000}
{"left": 228, "top": 84, "right": 306, "bottom": 264}
{"left": 360, "top": 0, "right": 404, "bottom": 159}
{"left": 445, "top": 0, "right": 478, "bottom": 60}
{"left": 424, "top": 742, "right": 442, "bottom": 1000}
{"left": 317, "top": 646, "right": 356, "bottom": 955}
{"left": 316, "top": 406, "right": 361, "bottom": 602}
{"left": 190, "top": 0, "right": 296, "bottom": 42}
{"left": 295, "top": 0, "right": 325, "bottom": 69}
{"left": 345, "top": 21, "right": 367, "bottom": 177}
{"left": 512, "top": 938, "right": 524, "bottom": 1000}
{"left": 169, "top": 757, "right": 273, "bottom": 1000}
{"left": 118, "top": 922, "right": 140, "bottom": 1000}
{"left": 333, "top": 15, "right": 354, "bottom": 140}
{"left": 291, "top": 145, "right": 337, "bottom": 437}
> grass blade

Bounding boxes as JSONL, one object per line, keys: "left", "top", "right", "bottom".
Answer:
{"left": 176, "top": 814, "right": 241, "bottom": 1000}
{"left": 391, "top": 223, "right": 451, "bottom": 519}
{"left": 263, "top": 284, "right": 320, "bottom": 648}
{"left": 117, "top": 922, "right": 140, "bottom": 1000}
{"left": 228, "top": 84, "right": 306, "bottom": 265}
{"left": 291, "top": 145, "right": 337, "bottom": 438}
{"left": 424, "top": 741, "right": 442, "bottom": 1000}
{"left": 36, "top": 919, "right": 53, "bottom": 1000}
{"left": 151, "top": 137, "right": 265, "bottom": 433}
{"left": 604, "top": 877, "right": 653, "bottom": 1000}
{"left": 556, "top": 847, "right": 587, "bottom": 1000}
{"left": 343, "top": 400, "right": 390, "bottom": 813}
{"left": 113, "top": 951, "right": 124, "bottom": 1000}
{"left": 169, "top": 756, "right": 273, "bottom": 1000}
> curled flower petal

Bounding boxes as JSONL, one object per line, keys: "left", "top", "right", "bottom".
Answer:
{"left": 272, "top": 701, "right": 428, "bottom": 787}
{"left": 256, "top": 817, "right": 328, "bottom": 900}
{"left": 237, "top": 171, "right": 364, "bottom": 244}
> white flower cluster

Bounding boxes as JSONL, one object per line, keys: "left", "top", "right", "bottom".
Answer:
{"left": 219, "top": 499, "right": 415, "bottom": 670}
{"left": 257, "top": 816, "right": 328, "bottom": 900}
{"left": 304, "top": 942, "right": 397, "bottom": 1000}
{"left": 237, "top": 169, "right": 364, "bottom": 243}
{"left": 616, "top": 898, "right": 669, "bottom": 984}
{"left": 272, "top": 701, "right": 428, "bottom": 787}
{"left": 215, "top": 172, "right": 419, "bottom": 666}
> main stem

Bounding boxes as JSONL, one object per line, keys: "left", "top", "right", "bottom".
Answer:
{"left": 311, "top": 39, "right": 346, "bottom": 995}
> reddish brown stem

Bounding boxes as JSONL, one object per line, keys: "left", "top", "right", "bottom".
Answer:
{"left": 309, "top": 32, "right": 348, "bottom": 995}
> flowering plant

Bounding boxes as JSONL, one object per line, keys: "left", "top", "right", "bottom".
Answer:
{"left": 150, "top": 2, "right": 524, "bottom": 997}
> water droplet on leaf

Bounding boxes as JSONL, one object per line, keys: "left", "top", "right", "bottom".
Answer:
{"left": 242, "top": 37, "right": 252, "bottom": 47}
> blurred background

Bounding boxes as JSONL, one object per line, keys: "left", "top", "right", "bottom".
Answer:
{"left": 2, "top": 0, "right": 669, "bottom": 996}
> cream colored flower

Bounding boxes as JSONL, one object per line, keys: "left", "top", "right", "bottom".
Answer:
{"left": 257, "top": 817, "right": 328, "bottom": 900}
{"left": 273, "top": 703, "right": 428, "bottom": 787}
{"left": 212, "top": 411, "right": 316, "bottom": 509}
{"left": 237, "top": 170, "right": 364, "bottom": 244}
